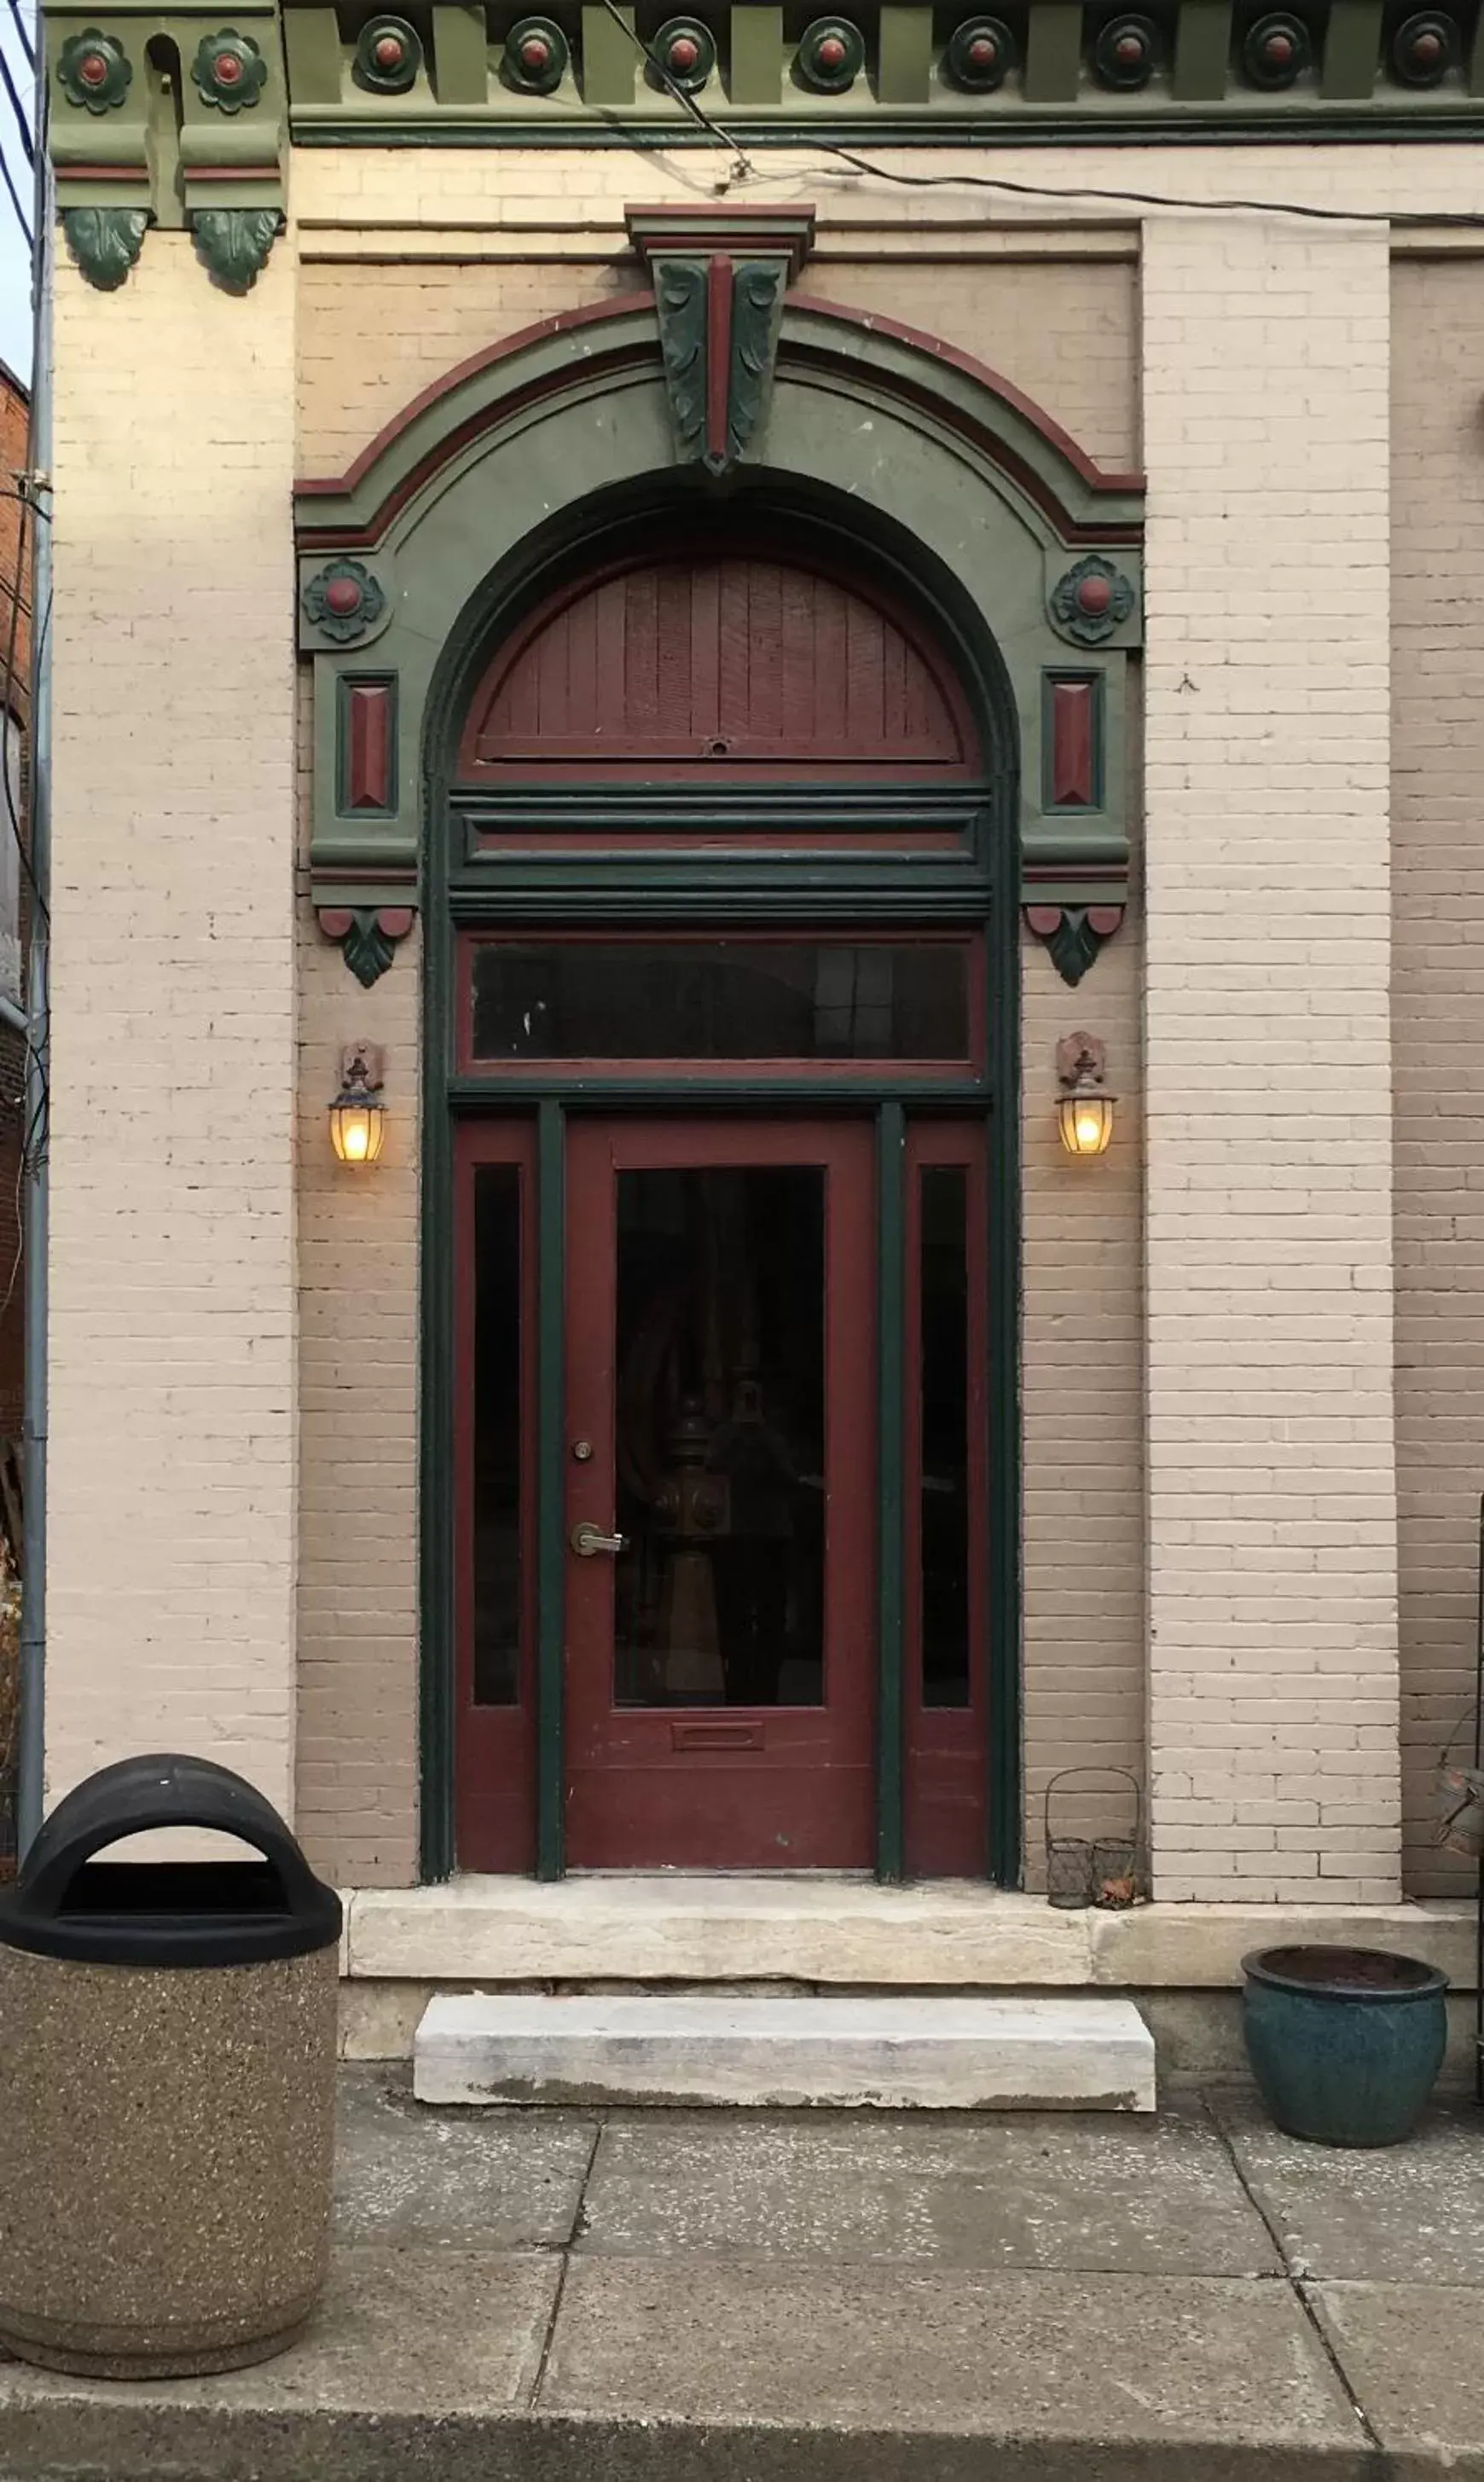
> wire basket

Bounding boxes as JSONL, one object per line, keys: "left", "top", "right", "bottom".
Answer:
{"left": 1044, "top": 1768, "right": 1144, "bottom": 1910}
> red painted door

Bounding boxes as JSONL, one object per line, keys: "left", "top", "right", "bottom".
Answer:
{"left": 564, "top": 1118, "right": 876, "bottom": 1868}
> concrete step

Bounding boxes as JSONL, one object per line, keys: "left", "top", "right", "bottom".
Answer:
{"left": 413, "top": 1992, "right": 1156, "bottom": 2110}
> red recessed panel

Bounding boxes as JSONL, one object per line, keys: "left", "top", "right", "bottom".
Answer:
{"left": 1049, "top": 677, "right": 1096, "bottom": 809}
{"left": 457, "top": 550, "right": 978, "bottom": 782}
{"left": 345, "top": 682, "right": 393, "bottom": 812}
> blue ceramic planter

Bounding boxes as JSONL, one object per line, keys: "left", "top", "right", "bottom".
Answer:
{"left": 1242, "top": 1945, "right": 1448, "bottom": 2148}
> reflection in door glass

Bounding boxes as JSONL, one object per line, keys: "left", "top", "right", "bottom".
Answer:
{"left": 472, "top": 1165, "right": 521, "bottom": 1705}
{"left": 921, "top": 1165, "right": 971, "bottom": 1708}
{"left": 613, "top": 1167, "right": 826, "bottom": 1708}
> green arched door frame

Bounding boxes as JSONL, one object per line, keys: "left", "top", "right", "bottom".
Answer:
{"left": 293, "top": 293, "right": 1145, "bottom": 1884}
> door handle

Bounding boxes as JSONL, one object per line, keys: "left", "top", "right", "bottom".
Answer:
{"left": 571, "top": 1520, "right": 629, "bottom": 1558}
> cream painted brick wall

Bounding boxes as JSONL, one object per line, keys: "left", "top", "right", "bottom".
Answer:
{"left": 1141, "top": 218, "right": 1400, "bottom": 1903}
{"left": 47, "top": 237, "right": 299, "bottom": 1814}
{"left": 1390, "top": 258, "right": 1484, "bottom": 1897}
{"left": 290, "top": 142, "right": 1484, "bottom": 233}
{"left": 295, "top": 693, "right": 420, "bottom": 1884}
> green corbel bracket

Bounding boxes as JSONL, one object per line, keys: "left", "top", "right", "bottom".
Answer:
{"left": 192, "top": 204, "right": 282, "bottom": 289}
{"left": 1172, "top": 0, "right": 1231, "bottom": 100}
{"left": 282, "top": 6, "right": 343, "bottom": 106}
{"left": 581, "top": 2, "right": 637, "bottom": 102}
{"left": 728, "top": 6, "right": 782, "bottom": 103}
{"left": 878, "top": 5, "right": 931, "bottom": 102}
{"left": 61, "top": 202, "right": 151, "bottom": 287}
{"left": 1322, "top": 0, "right": 1382, "bottom": 99}
{"left": 1024, "top": 3, "right": 1083, "bottom": 102}
{"left": 432, "top": 4, "right": 490, "bottom": 103}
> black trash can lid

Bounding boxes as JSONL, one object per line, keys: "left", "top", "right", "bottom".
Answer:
{"left": 0, "top": 1754, "right": 343, "bottom": 1966}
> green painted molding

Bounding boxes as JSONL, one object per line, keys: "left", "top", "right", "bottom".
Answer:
{"left": 293, "top": 290, "right": 1140, "bottom": 925}
{"left": 48, "top": 0, "right": 287, "bottom": 275}
{"left": 267, "top": 0, "right": 1484, "bottom": 136}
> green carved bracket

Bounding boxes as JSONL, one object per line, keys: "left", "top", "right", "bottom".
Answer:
{"left": 48, "top": 1, "right": 286, "bottom": 285}
{"left": 191, "top": 204, "right": 282, "bottom": 289}
{"left": 293, "top": 292, "right": 1143, "bottom": 979}
{"left": 629, "top": 206, "right": 814, "bottom": 478}
{"left": 61, "top": 203, "right": 151, "bottom": 287}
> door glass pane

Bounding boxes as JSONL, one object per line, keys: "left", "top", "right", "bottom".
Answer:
{"left": 472, "top": 941, "right": 969, "bottom": 1063}
{"left": 921, "top": 1165, "right": 970, "bottom": 1708}
{"left": 472, "top": 1164, "right": 522, "bottom": 1705}
{"left": 612, "top": 1166, "right": 826, "bottom": 1708}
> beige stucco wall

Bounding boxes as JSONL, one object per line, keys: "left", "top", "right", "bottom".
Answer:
{"left": 47, "top": 235, "right": 299, "bottom": 1815}
{"left": 1391, "top": 253, "right": 1484, "bottom": 1898}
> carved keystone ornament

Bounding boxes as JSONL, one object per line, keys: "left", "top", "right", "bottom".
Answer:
{"left": 628, "top": 206, "right": 816, "bottom": 480}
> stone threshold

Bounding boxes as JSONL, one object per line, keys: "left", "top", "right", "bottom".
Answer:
{"left": 341, "top": 1876, "right": 1475, "bottom": 1991}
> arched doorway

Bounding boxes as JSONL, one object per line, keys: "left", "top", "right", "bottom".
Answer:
{"left": 447, "top": 520, "right": 1006, "bottom": 1880}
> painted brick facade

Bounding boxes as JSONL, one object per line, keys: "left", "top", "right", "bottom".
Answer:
{"left": 1141, "top": 217, "right": 1400, "bottom": 1904}
{"left": 46, "top": 238, "right": 299, "bottom": 1814}
{"left": 1391, "top": 256, "right": 1484, "bottom": 1897}
{"left": 41, "top": 136, "right": 1484, "bottom": 1912}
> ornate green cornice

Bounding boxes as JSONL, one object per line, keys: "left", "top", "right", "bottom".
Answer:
{"left": 46, "top": 0, "right": 285, "bottom": 287}
{"left": 273, "top": 0, "right": 1484, "bottom": 140}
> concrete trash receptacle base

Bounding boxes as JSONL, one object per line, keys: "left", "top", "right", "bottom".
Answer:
{"left": 0, "top": 1755, "right": 343, "bottom": 2379}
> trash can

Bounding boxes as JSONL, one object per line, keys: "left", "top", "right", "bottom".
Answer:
{"left": 0, "top": 1753, "right": 342, "bottom": 2378}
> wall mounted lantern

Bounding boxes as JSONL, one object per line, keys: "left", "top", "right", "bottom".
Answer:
{"left": 1056, "top": 1032, "right": 1116, "bottom": 1157}
{"left": 329, "top": 1041, "right": 386, "bottom": 1166}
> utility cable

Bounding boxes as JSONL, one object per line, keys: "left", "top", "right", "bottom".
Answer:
{"left": 0, "top": 49, "right": 31, "bottom": 170}
{"left": 797, "top": 142, "right": 1484, "bottom": 229}
{"left": 0, "top": 139, "right": 30, "bottom": 249}
{"left": 596, "top": 0, "right": 756, "bottom": 178}
{"left": 5, "top": 0, "right": 32, "bottom": 78}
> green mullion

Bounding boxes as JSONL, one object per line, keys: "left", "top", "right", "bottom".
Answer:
{"left": 876, "top": 1099, "right": 907, "bottom": 1885}
{"left": 536, "top": 1098, "right": 566, "bottom": 1881}
{"left": 448, "top": 1077, "right": 988, "bottom": 1108}
{"left": 419, "top": 887, "right": 456, "bottom": 1881}
{"left": 986, "top": 912, "right": 1022, "bottom": 1887}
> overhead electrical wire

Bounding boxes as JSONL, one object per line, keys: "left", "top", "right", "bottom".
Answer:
{"left": 0, "top": 49, "right": 30, "bottom": 171}
{"left": 4, "top": 0, "right": 31, "bottom": 79}
{"left": 600, "top": 61, "right": 1484, "bottom": 231}
{"left": 596, "top": 0, "right": 756, "bottom": 177}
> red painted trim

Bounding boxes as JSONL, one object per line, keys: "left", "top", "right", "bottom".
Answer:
{"left": 454, "top": 1117, "right": 539, "bottom": 1874}
{"left": 293, "top": 293, "right": 1145, "bottom": 553}
{"left": 1050, "top": 678, "right": 1095, "bottom": 809}
{"left": 705, "top": 254, "right": 733, "bottom": 467}
{"left": 345, "top": 681, "right": 393, "bottom": 810}
{"left": 563, "top": 1116, "right": 876, "bottom": 1869}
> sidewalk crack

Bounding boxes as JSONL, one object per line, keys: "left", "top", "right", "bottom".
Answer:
{"left": 1205, "top": 2095, "right": 1383, "bottom": 2456}
{"left": 529, "top": 2116, "right": 605, "bottom": 2412}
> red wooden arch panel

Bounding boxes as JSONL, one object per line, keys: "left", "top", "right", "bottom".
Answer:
{"left": 458, "top": 552, "right": 978, "bottom": 782}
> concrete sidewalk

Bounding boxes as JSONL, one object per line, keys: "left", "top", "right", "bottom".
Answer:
{"left": 3, "top": 2067, "right": 1484, "bottom": 2479}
